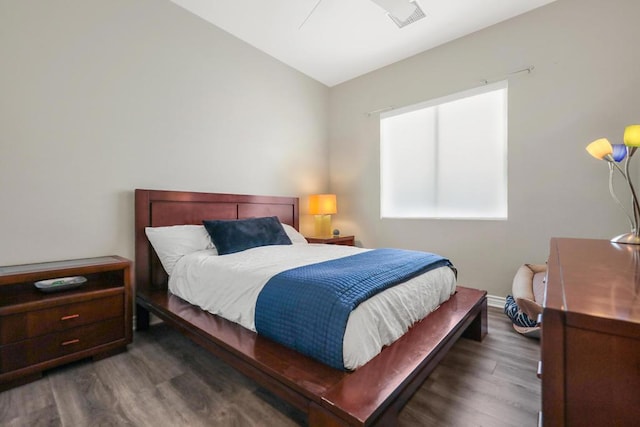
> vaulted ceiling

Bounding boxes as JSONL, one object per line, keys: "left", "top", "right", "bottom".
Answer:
{"left": 171, "top": 0, "right": 556, "bottom": 86}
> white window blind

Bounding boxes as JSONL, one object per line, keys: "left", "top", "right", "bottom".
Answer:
{"left": 380, "top": 80, "right": 508, "bottom": 219}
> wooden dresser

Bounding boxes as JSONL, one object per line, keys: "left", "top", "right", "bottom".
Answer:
{"left": 0, "top": 256, "right": 132, "bottom": 390}
{"left": 542, "top": 238, "right": 640, "bottom": 426}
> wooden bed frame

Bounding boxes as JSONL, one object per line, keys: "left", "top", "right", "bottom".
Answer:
{"left": 134, "top": 189, "right": 487, "bottom": 426}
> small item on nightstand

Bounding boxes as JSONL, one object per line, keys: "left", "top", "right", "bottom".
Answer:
{"left": 333, "top": 229, "right": 340, "bottom": 236}
{"left": 34, "top": 276, "right": 87, "bottom": 293}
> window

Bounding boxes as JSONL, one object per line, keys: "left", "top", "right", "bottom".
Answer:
{"left": 380, "top": 80, "right": 508, "bottom": 219}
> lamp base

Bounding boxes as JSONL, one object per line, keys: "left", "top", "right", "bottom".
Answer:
{"left": 610, "top": 232, "right": 640, "bottom": 245}
{"left": 313, "top": 214, "right": 332, "bottom": 238}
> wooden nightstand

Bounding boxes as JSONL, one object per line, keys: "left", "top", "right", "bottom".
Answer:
{"left": 306, "top": 235, "right": 355, "bottom": 246}
{"left": 0, "top": 256, "right": 132, "bottom": 390}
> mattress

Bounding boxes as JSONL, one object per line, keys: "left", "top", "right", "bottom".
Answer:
{"left": 169, "top": 244, "right": 456, "bottom": 370}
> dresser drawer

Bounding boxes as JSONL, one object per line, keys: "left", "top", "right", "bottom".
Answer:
{"left": 0, "top": 317, "right": 124, "bottom": 373}
{"left": 0, "top": 294, "right": 123, "bottom": 344}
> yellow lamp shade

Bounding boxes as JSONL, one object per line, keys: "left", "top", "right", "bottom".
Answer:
{"left": 623, "top": 125, "right": 640, "bottom": 147}
{"left": 586, "top": 138, "right": 613, "bottom": 160}
{"left": 309, "top": 194, "right": 337, "bottom": 215}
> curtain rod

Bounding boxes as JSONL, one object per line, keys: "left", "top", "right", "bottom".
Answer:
{"left": 366, "top": 106, "right": 395, "bottom": 117}
{"left": 481, "top": 65, "right": 534, "bottom": 85}
{"left": 365, "top": 65, "right": 535, "bottom": 116}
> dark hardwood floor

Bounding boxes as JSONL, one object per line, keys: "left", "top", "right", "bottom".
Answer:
{"left": 0, "top": 307, "right": 540, "bottom": 426}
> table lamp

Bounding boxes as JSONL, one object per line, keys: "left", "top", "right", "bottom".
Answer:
{"left": 309, "top": 194, "right": 337, "bottom": 237}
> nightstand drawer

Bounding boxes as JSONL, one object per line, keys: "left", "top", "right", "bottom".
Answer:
{"left": 0, "top": 317, "right": 124, "bottom": 373}
{"left": 0, "top": 294, "right": 124, "bottom": 344}
{"left": 330, "top": 238, "right": 354, "bottom": 246}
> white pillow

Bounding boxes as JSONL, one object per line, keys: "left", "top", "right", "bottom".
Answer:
{"left": 145, "top": 225, "right": 216, "bottom": 275}
{"left": 281, "top": 223, "right": 308, "bottom": 244}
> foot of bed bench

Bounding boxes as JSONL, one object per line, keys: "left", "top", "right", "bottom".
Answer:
{"left": 462, "top": 296, "right": 488, "bottom": 341}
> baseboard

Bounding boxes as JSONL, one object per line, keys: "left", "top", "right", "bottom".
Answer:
{"left": 487, "top": 294, "right": 506, "bottom": 309}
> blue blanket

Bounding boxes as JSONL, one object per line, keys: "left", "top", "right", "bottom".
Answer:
{"left": 254, "top": 248, "right": 452, "bottom": 370}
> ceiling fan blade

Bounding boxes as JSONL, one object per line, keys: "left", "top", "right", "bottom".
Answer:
{"left": 299, "top": 0, "right": 325, "bottom": 29}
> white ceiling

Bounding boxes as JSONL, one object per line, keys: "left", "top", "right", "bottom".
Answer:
{"left": 171, "top": 0, "right": 556, "bottom": 87}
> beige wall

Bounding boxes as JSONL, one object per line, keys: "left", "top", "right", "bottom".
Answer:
{"left": 3, "top": 0, "right": 639, "bottom": 299}
{"left": 328, "top": 0, "right": 640, "bottom": 297}
{"left": 0, "top": 0, "right": 329, "bottom": 265}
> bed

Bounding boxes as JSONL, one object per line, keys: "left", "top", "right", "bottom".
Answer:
{"left": 134, "top": 189, "right": 487, "bottom": 426}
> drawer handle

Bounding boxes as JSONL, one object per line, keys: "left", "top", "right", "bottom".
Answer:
{"left": 61, "top": 339, "right": 80, "bottom": 346}
{"left": 537, "top": 360, "right": 543, "bottom": 379}
{"left": 61, "top": 314, "right": 80, "bottom": 321}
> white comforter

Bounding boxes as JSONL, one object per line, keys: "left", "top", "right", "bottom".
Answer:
{"left": 169, "top": 244, "right": 456, "bottom": 370}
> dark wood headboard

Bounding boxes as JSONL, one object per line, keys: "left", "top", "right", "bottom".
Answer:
{"left": 134, "top": 189, "right": 299, "bottom": 291}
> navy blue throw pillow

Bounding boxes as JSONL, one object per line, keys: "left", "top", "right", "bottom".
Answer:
{"left": 203, "top": 216, "right": 292, "bottom": 255}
